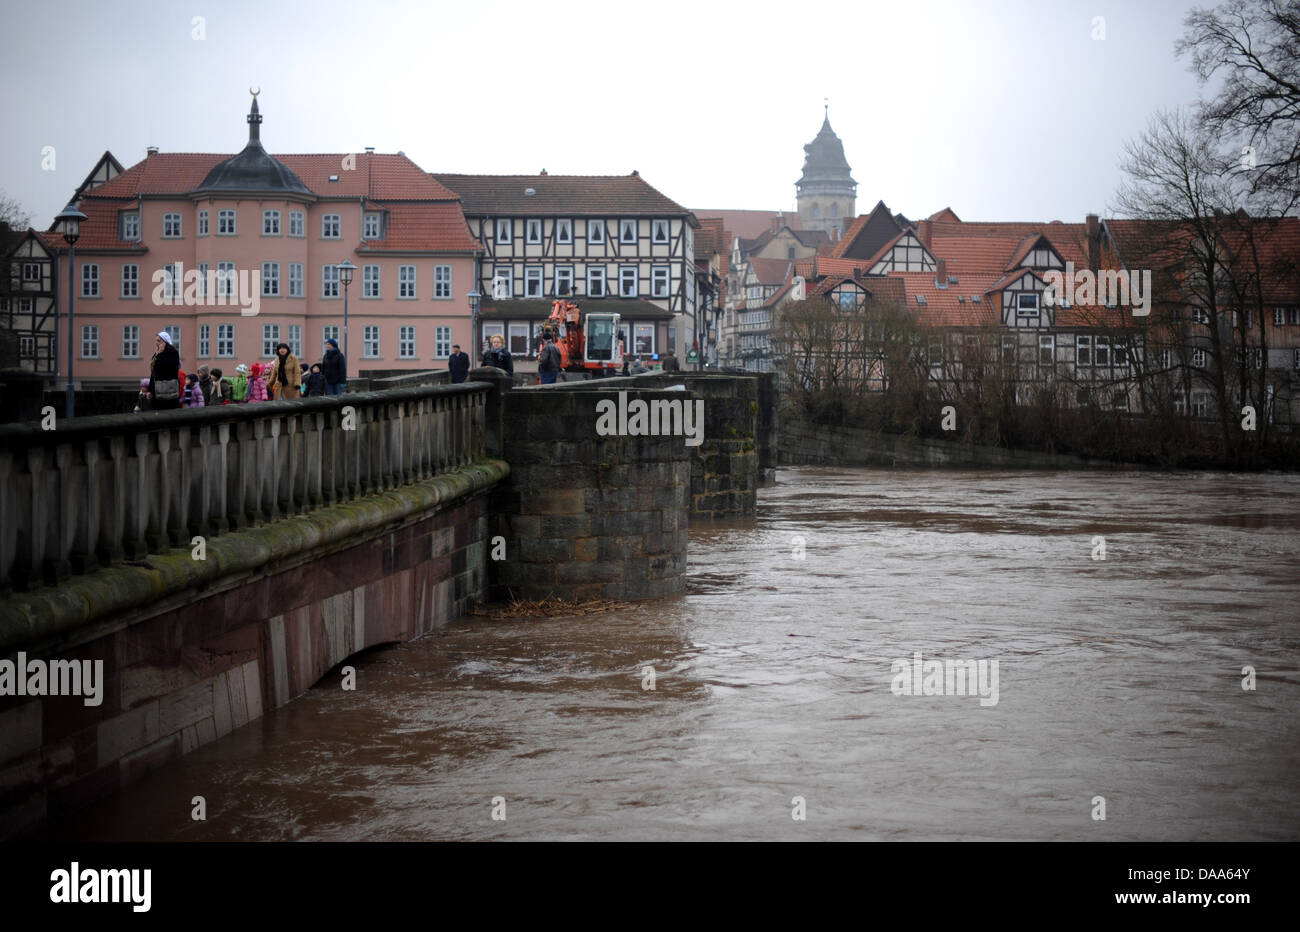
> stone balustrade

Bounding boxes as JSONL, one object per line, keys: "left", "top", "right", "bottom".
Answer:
{"left": 0, "top": 384, "right": 490, "bottom": 594}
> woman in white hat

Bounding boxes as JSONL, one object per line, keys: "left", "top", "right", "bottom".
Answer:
{"left": 147, "top": 330, "right": 182, "bottom": 410}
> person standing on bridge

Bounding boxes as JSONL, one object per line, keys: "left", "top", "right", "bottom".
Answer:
{"left": 247, "top": 363, "right": 269, "bottom": 403}
{"left": 146, "top": 330, "right": 182, "bottom": 411}
{"left": 322, "top": 338, "right": 347, "bottom": 395}
{"left": 661, "top": 348, "right": 681, "bottom": 372}
{"left": 448, "top": 344, "right": 470, "bottom": 383}
{"left": 482, "top": 333, "right": 513, "bottom": 377}
{"left": 537, "top": 332, "right": 562, "bottom": 385}
{"left": 269, "top": 342, "right": 301, "bottom": 400}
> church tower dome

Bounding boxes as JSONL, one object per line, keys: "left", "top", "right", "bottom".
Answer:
{"left": 796, "top": 105, "right": 856, "bottom": 238}
{"left": 192, "top": 91, "right": 314, "bottom": 200}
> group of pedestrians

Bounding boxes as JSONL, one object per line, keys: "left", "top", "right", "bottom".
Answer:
{"left": 138, "top": 331, "right": 348, "bottom": 412}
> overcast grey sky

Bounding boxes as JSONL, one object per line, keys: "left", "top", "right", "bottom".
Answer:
{"left": 2, "top": 0, "right": 1209, "bottom": 228}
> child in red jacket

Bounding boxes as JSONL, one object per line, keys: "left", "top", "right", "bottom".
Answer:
{"left": 248, "top": 363, "right": 269, "bottom": 402}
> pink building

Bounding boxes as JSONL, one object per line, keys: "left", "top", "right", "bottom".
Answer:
{"left": 44, "top": 95, "right": 482, "bottom": 387}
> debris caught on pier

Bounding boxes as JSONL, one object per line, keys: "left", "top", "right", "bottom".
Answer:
{"left": 470, "top": 595, "right": 636, "bottom": 619}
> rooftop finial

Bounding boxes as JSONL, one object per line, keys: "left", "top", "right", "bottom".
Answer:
{"left": 247, "top": 88, "right": 263, "bottom": 145}
{"left": 824, "top": 97, "right": 829, "bottom": 120}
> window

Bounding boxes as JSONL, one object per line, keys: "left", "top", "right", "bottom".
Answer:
{"left": 652, "top": 219, "right": 669, "bottom": 244}
{"left": 1113, "top": 392, "right": 1129, "bottom": 412}
{"left": 928, "top": 343, "right": 943, "bottom": 368}
{"left": 81, "top": 325, "right": 98, "bottom": 358}
{"left": 482, "top": 322, "right": 504, "bottom": 351}
{"left": 363, "top": 264, "right": 381, "bottom": 298}
{"left": 508, "top": 323, "right": 529, "bottom": 355}
{"left": 556, "top": 219, "right": 572, "bottom": 244}
{"left": 217, "top": 323, "right": 234, "bottom": 357}
{"left": 525, "top": 267, "right": 543, "bottom": 298}
{"left": 322, "top": 214, "right": 341, "bottom": 238}
{"left": 620, "top": 219, "right": 637, "bottom": 244}
{"left": 159, "top": 262, "right": 181, "bottom": 301}
{"left": 289, "top": 262, "right": 304, "bottom": 298}
{"left": 323, "top": 265, "right": 339, "bottom": 298}
{"left": 1274, "top": 308, "right": 1285, "bottom": 326}
{"left": 587, "top": 219, "right": 606, "bottom": 244}
{"left": 399, "top": 325, "right": 416, "bottom": 359}
{"left": 1290, "top": 308, "right": 1300, "bottom": 325}
{"left": 1159, "top": 349, "right": 1171, "bottom": 370}
{"left": 435, "top": 325, "right": 451, "bottom": 358}
{"left": 837, "top": 289, "right": 856, "bottom": 310}
{"left": 163, "top": 213, "right": 182, "bottom": 238}
{"left": 288, "top": 324, "right": 302, "bottom": 358}
{"left": 1192, "top": 348, "right": 1206, "bottom": 368}
{"left": 21, "top": 262, "right": 40, "bottom": 282}
{"left": 1191, "top": 307, "right": 1209, "bottom": 324}
{"left": 526, "top": 219, "right": 542, "bottom": 244}
{"left": 1038, "top": 335, "right": 1054, "bottom": 366}
{"left": 587, "top": 266, "right": 606, "bottom": 297}
{"left": 634, "top": 324, "right": 654, "bottom": 355}
{"left": 363, "top": 213, "right": 381, "bottom": 240}
{"left": 262, "top": 324, "right": 280, "bottom": 357}
{"left": 262, "top": 262, "right": 280, "bottom": 296}
{"left": 363, "top": 325, "right": 380, "bottom": 358}
{"left": 434, "top": 265, "right": 452, "bottom": 299}
{"left": 555, "top": 266, "right": 574, "bottom": 296}
{"left": 199, "top": 324, "right": 211, "bottom": 357}
{"left": 81, "top": 263, "right": 99, "bottom": 297}
{"left": 652, "top": 267, "right": 670, "bottom": 298}
{"left": 323, "top": 325, "right": 339, "bottom": 348}
{"left": 289, "top": 211, "right": 304, "bottom": 237}
{"left": 198, "top": 262, "right": 209, "bottom": 300}
{"left": 218, "top": 209, "right": 236, "bottom": 235}
{"left": 121, "top": 264, "right": 139, "bottom": 298}
{"left": 1076, "top": 335, "right": 1091, "bottom": 366}
{"left": 1095, "top": 335, "right": 1110, "bottom": 367}
{"left": 619, "top": 266, "right": 637, "bottom": 298}
{"left": 399, "top": 265, "right": 416, "bottom": 298}
{"left": 263, "top": 210, "right": 281, "bottom": 235}
{"left": 198, "top": 211, "right": 209, "bottom": 237}
{"left": 217, "top": 261, "right": 235, "bottom": 298}
{"left": 490, "top": 218, "right": 510, "bottom": 245}
{"left": 1017, "top": 293, "right": 1039, "bottom": 316}
{"left": 1001, "top": 335, "right": 1017, "bottom": 362}
{"left": 1244, "top": 346, "right": 1263, "bottom": 369}
{"left": 122, "top": 213, "right": 140, "bottom": 240}
{"left": 1191, "top": 391, "right": 1209, "bottom": 417}
{"left": 492, "top": 267, "right": 512, "bottom": 299}
{"left": 122, "top": 325, "right": 140, "bottom": 358}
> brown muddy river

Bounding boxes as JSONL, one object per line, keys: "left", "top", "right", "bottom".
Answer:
{"left": 42, "top": 468, "right": 1300, "bottom": 841}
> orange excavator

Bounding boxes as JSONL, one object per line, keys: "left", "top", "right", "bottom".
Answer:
{"left": 537, "top": 299, "right": 623, "bottom": 376}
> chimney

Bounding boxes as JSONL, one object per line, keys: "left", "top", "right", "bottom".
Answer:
{"left": 364, "top": 146, "right": 375, "bottom": 154}
{"left": 916, "top": 219, "right": 932, "bottom": 247}
{"left": 146, "top": 146, "right": 159, "bottom": 157}
{"left": 1086, "top": 213, "right": 1100, "bottom": 271}
{"left": 935, "top": 258, "right": 948, "bottom": 287}
{"left": 770, "top": 215, "right": 781, "bottom": 232}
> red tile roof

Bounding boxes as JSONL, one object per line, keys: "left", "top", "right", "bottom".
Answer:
{"left": 886, "top": 271, "right": 1004, "bottom": 327}
{"left": 436, "top": 173, "right": 691, "bottom": 218}
{"left": 746, "top": 256, "right": 792, "bottom": 286}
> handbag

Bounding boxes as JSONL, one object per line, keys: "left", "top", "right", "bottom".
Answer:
{"left": 154, "top": 378, "right": 180, "bottom": 401}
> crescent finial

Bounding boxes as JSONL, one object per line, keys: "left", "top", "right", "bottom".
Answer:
{"left": 250, "top": 86, "right": 260, "bottom": 98}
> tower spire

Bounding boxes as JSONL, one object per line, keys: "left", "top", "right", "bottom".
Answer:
{"left": 247, "top": 87, "right": 262, "bottom": 146}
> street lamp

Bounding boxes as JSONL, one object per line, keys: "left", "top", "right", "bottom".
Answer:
{"left": 337, "top": 260, "right": 357, "bottom": 362}
{"left": 55, "top": 204, "right": 87, "bottom": 419}
{"left": 466, "top": 285, "right": 482, "bottom": 359}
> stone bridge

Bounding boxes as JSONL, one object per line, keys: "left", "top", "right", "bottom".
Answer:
{"left": 0, "top": 369, "right": 774, "bottom": 837}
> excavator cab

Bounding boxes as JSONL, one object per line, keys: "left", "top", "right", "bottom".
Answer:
{"left": 584, "top": 313, "right": 622, "bottom": 367}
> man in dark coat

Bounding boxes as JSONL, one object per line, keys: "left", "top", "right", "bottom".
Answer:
{"left": 448, "top": 344, "right": 471, "bottom": 383}
{"left": 147, "top": 331, "right": 182, "bottom": 410}
{"left": 661, "top": 349, "right": 681, "bottom": 372}
{"left": 481, "top": 334, "right": 514, "bottom": 376}
{"left": 322, "top": 338, "right": 347, "bottom": 395}
{"left": 537, "top": 334, "right": 562, "bottom": 384}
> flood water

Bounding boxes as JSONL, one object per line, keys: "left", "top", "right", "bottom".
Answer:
{"left": 43, "top": 468, "right": 1300, "bottom": 841}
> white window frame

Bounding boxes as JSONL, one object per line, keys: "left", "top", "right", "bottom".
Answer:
{"left": 262, "top": 324, "right": 281, "bottom": 358}
{"left": 199, "top": 324, "right": 211, "bottom": 357}
{"left": 651, "top": 266, "right": 670, "bottom": 298}
{"left": 218, "top": 209, "right": 236, "bottom": 235}
{"left": 619, "top": 266, "right": 637, "bottom": 298}
{"left": 121, "top": 264, "right": 139, "bottom": 298}
{"left": 198, "top": 262, "right": 210, "bottom": 300}
{"left": 289, "top": 211, "right": 305, "bottom": 237}
{"left": 322, "top": 214, "right": 341, "bottom": 239}
{"left": 493, "top": 267, "right": 513, "bottom": 299}
{"left": 217, "top": 261, "right": 235, "bottom": 298}
{"left": 435, "top": 325, "right": 451, "bottom": 358}
{"left": 633, "top": 323, "right": 655, "bottom": 355}
{"left": 363, "top": 264, "right": 381, "bottom": 299}
{"left": 217, "top": 323, "right": 235, "bottom": 358}
{"left": 81, "top": 325, "right": 99, "bottom": 359}
{"left": 399, "top": 264, "right": 416, "bottom": 299}
{"left": 587, "top": 219, "right": 605, "bottom": 244}
{"left": 399, "top": 325, "right": 416, "bottom": 359}
{"left": 524, "top": 267, "right": 543, "bottom": 298}
{"left": 587, "top": 266, "right": 606, "bottom": 297}
{"left": 508, "top": 323, "right": 529, "bottom": 355}
{"left": 21, "top": 262, "right": 40, "bottom": 282}
{"left": 81, "top": 263, "right": 99, "bottom": 297}
{"left": 652, "top": 219, "right": 669, "bottom": 244}
{"left": 1017, "top": 293, "right": 1040, "bottom": 316}
{"left": 289, "top": 262, "right": 304, "bottom": 298}
{"left": 263, "top": 210, "right": 281, "bottom": 235}
{"left": 1192, "top": 348, "right": 1206, "bottom": 368}
{"left": 363, "top": 324, "right": 381, "bottom": 359}
{"left": 122, "top": 213, "right": 140, "bottom": 241}
{"left": 555, "top": 266, "right": 574, "bottom": 297}
{"left": 288, "top": 324, "right": 302, "bottom": 358}
{"left": 262, "top": 262, "right": 280, "bottom": 297}
{"left": 496, "top": 218, "right": 512, "bottom": 244}
{"left": 526, "top": 219, "right": 542, "bottom": 244}
{"left": 1094, "top": 335, "right": 1111, "bottom": 367}
{"left": 363, "top": 213, "right": 381, "bottom": 240}
{"left": 162, "top": 213, "right": 182, "bottom": 238}
{"left": 122, "top": 325, "right": 140, "bottom": 359}
{"left": 555, "top": 219, "right": 572, "bottom": 244}
{"left": 434, "top": 265, "right": 452, "bottom": 299}
{"left": 619, "top": 219, "right": 637, "bottom": 244}
{"left": 197, "top": 210, "right": 208, "bottom": 237}
{"left": 323, "top": 264, "right": 340, "bottom": 299}
{"left": 1038, "top": 334, "right": 1054, "bottom": 366}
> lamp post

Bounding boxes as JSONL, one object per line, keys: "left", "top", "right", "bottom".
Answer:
{"left": 337, "top": 260, "right": 357, "bottom": 362}
{"left": 466, "top": 285, "right": 482, "bottom": 361}
{"left": 55, "top": 204, "right": 87, "bottom": 420}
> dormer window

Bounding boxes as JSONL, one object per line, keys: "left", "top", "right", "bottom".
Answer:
{"left": 1016, "top": 293, "right": 1039, "bottom": 316}
{"left": 121, "top": 213, "right": 140, "bottom": 241}
{"left": 363, "top": 212, "right": 382, "bottom": 240}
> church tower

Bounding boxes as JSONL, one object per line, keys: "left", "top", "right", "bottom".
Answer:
{"left": 796, "top": 106, "right": 856, "bottom": 238}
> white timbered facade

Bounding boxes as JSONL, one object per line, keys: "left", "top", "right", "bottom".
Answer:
{"left": 2, "top": 231, "right": 59, "bottom": 374}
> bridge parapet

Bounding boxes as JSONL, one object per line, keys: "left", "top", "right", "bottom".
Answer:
{"left": 0, "top": 383, "right": 490, "bottom": 594}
